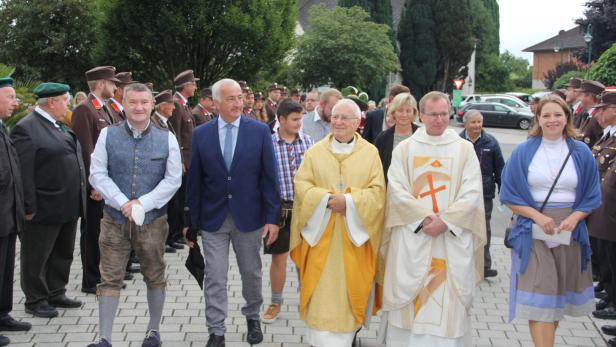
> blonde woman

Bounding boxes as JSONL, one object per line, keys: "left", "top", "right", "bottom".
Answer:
{"left": 374, "top": 92, "right": 419, "bottom": 182}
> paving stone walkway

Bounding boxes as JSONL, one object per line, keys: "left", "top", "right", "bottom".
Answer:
{"left": 3, "top": 236, "right": 611, "bottom": 346}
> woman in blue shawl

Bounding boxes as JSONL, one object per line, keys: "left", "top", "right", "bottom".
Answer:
{"left": 500, "top": 95, "right": 601, "bottom": 347}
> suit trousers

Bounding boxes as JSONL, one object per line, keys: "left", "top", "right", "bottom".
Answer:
{"left": 201, "top": 214, "right": 263, "bottom": 335}
{"left": 484, "top": 198, "right": 493, "bottom": 270}
{"left": 20, "top": 220, "right": 77, "bottom": 307}
{"left": 80, "top": 197, "right": 104, "bottom": 289}
{"left": 0, "top": 233, "right": 17, "bottom": 317}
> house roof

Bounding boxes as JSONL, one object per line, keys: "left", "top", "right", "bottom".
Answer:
{"left": 523, "top": 26, "right": 587, "bottom": 52}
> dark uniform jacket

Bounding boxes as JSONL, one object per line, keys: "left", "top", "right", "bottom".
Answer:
{"left": 265, "top": 99, "right": 277, "bottom": 130}
{"left": 107, "top": 98, "right": 126, "bottom": 123}
{"left": 151, "top": 113, "right": 176, "bottom": 136}
{"left": 572, "top": 103, "right": 586, "bottom": 129}
{"left": 578, "top": 109, "right": 604, "bottom": 148}
{"left": 459, "top": 129, "right": 505, "bottom": 199}
{"left": 588, "top": 133, "right": 616, "bottom": 241}
{"left": 170, "top": 93, "right": 194, "bottom": 169}
{"left": 11, "top": 111, "right": 86, "bottom": 224}
{"left": 0, "top": 126, "right": 24, "bottom": 236}
{"left": 362, "top": 108, "right": 386, "bottom": 144}
{"left": 191, "top": 104, "right": 214, "bottom": 126}
{"left": 71, "top": 94, "right": 115, "bottom": 180}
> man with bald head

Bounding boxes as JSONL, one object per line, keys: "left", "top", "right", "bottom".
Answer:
{"left": 290, "top": 99, "right": 386, "bottom": 347}
{"left": 186, "top": 78, "right": 280, "bottom": 347}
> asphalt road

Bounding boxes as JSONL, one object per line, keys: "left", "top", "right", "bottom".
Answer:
{"left": 448, "top": 120, "right": 529, "bottom": 238}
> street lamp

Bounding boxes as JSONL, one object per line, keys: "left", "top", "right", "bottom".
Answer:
{"left": 584, "top": 24, "right": 592, "bottom": 77}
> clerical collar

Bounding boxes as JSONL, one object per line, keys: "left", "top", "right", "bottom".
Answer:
{"left": 155, "top": 112, "right": 168, "bottom": 126}
{"left": 34, "top": 106, "right": 60, "bottom": 128}
{"left": 331, "top": 135, "right": 355, "bottom": 154}
{"left": 110, "top": 97, "right": 124, "bottom": 111}
{"left": 334, "top": 136, "right": 355, "bottom": 144}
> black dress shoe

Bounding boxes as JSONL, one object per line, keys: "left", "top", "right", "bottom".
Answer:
{"left": 126, "top": 264, "right": 141, "bottom": 273}
{"left": 171, "top": 242, "right": 184, "bottom": 249}
{"left": 165, "top": 245, "right": 176, "bottom": 253}
{"left": 25, "top": 303, "right": 58, "bottom": 318}
{"left": 597, "top": 291, "right": 609, "bottom": 300}
{"left": 246, "top": 319, "right": 263, "bottom": 344}
{"left": 0, "top": 335, "right": 9, "bottom": 347}
{"left": 0, "top": 315, "right": 32, "bottom": 331}
{"left": 81, "top": 287, "right": 97, "bottom": 294}
{"left": 596, "top": 284, "right": 605, "bottom": 293}
{"left": 49, "top": 296, "right": 82, "bottom": 308}
{"left": 175, "top": 238, "right": 186, "bottom": 245}
{"left": 206, "top": 334, "right": 225, "bottom": 347}
{"left": 593, "top": 305, "right": 616, "bottom": 320}
{"left": 609, "top": 337, "right": 616, "bottom": 347}
{"left": 597, "top": 299, "right": 611, "bottom": 311}
{"left": 602, "top": 325, "right": 616, "bottom": 336}
{"left": 484, "top": 269, "right": 498, "bottom": 278}
{"left": 124, "top": 273, "right": 134, "bottom": 281}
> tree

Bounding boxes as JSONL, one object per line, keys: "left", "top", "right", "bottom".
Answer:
{"left": 432, "top": 0, "right": 475, "bottom": 93}
{"left": 95, "top": 0, "right": 296, "bottom": 89}
{"left": 590, "top": 42, "right": 616, "bottom": 85}
{"left": 543, "top": 62, "right": 579, "bottom": 90}
{"left": 553, "top": 69, "right": 587, "bottom": 89}
{"left": 397, "top": 0, "right": 438, "bottom": 98}
{"left": 576, "top": 0, "right": 616, "bottom": 61}
{"left": 293, "top": 5, "right": 399, "bottom": 89}
{"left": 472, "top": 0, "right": 501, "bottom": 90}
{"left": 500, "top": 51, "right": 531, "bottom": 88}
{"left": 475, "top": 54, "right": 512, "bottom": 92}
{"left": 0, "top": 0, "right": 98, "bottom": 90}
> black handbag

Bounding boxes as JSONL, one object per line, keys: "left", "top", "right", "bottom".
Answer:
{"left": 503, "top": 146, "right": 572, "bottom": 248}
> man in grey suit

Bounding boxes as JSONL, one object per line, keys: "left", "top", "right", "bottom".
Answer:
{"left": 301, "top": 88, "right": 342, "bottom": 142}
{"left": 0, "top": 77, "right": 32, "bottom": 347}
{"left": 11, "top": 83, "right": 86, "bottom": 318}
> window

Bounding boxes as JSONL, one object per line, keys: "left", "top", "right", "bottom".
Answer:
{"left": 494, "top": 105, "right": 509, "bottom": 112}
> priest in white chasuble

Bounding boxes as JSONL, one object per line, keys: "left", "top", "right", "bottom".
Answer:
{"left": 290, "top": 99, "right": 386, "bottom": 347}
{"left": 378, "top": 91, "right": 486, "bottom": 347}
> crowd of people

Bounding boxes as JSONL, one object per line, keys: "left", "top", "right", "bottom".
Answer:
{"left": 0, "top": 68, "right": 615, "bottom": 347}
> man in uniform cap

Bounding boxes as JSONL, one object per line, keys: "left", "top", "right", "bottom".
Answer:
{"left": 107, "top": 71, "right": 134, "bottom": 122}
{"left": 280, "top": 86, "right": 289, "bottom": 100}
{"left": 12, "top": 82, "right": 86, "bottom": 318}
{"left": 152, "top": 90, "right": 176, "bottom": 133}
{"left": 72, "top": 66, "right": 127, "bottom": 294}
{"left": 168, "top": 70, "right": 198, "bottom": 250}
{"left": 577, "top": 80, "right": 606, "bottom": 148}
{"left": 566, "top": 78, "right": 585, "bottom": 128}
{"left": 266, "top": 83, "right": 282, "bottom": 129}
{"left": 192, "top": 88, "right": 216, "bottom": 126}
{"left": 243, "top": 87, "right": 256, "bottom": 119}
{"left": 0, "top": 77, "right": 32, "bottom": 346}
{"left": 291, "top": 88, "right": 301, "bottom": 104}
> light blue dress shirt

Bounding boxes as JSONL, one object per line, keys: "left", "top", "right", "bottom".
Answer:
{"left": 218, "top": 116, "right": 241, "bottom": 163}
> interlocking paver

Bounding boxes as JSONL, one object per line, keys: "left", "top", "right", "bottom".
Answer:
{"left": 4, "top": 235, "right": 610, "bottom": 346}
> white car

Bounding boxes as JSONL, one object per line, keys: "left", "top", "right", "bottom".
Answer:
{"left": 459, "top": 94, "right": 482, "bottom": 107}
{"left": 480, "top": 94, "right": 530, "bottom": 113}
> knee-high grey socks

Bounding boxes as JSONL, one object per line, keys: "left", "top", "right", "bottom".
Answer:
{"left": 147, "top": 288, "right": 165, "bottom": 332}
{"left": 98, "top": 296, "right": 119, "bottom": 342}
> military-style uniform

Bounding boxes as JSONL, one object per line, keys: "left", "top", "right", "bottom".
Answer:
{"left": 107, "top": 98, "right": 125, "bottom": 123}
{"left": 71, "top": 67, "right": 120, "bottom": 292}
{"left": 192, "top": 104, "right": 214, "bottom": 126}
{"left": 578, "top": 109, "right": 604, "bottom": 148}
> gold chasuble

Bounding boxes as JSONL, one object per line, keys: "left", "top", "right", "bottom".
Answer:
{"left": 377, "top": 128, "right": 486, "bottom": 347}
{"left": 290, "top": 133, "right": 386, "bottom": 346}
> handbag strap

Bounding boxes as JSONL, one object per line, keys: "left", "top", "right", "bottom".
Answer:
{"left": 539, "top": 144, "right": 573, "bottom": 212}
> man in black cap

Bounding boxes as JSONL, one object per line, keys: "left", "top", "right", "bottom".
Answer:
{"left": 192, "top": 88, "right": 216, "bottom": 126}
{"left": 565, "top": 77, "right": 584, "bottom": 127}
{"left": 0, "top": 77, "right": 31, "bottom": 346}
{"left": 72, "top": 66, "right": 129, "bottom": 294}
{"left": 266, "top": 83, "right": 282, "bottom": 129}
{"left": 169, "top": 70, "right": 198, "bottom": 250}
{"left": 577, "top": 80, "right": 606, "bottom": 148}
{"left": 11, "top": 82, "right": 86, "bottom": 318}
{"left": 107, "top": 71, "right": 134, "bottom": 122}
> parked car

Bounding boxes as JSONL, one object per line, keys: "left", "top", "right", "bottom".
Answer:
{"left": 456, "top": 102, "right": 534, "bottom": 130}
{"left": 460, "top": 94, "right": 482, "bottom": 107}
{"left": 505, "top": 92, "right": 532, "bottom": 103}
{"left": 480, "top": 94, "right": 530, "bottom": 113}
{"left": 531, "top": 91, "right": 551, "bottom": 100}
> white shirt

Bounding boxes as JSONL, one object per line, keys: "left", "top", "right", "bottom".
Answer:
{"left": 34, "top": 106, "right": 60, "bottom": 128}
{"left": 89, "top": 125, "right": 182, "bottom": 213}
{"left": 155, "top": 112, "right": 169, "bottom": 127}
{"left": 528, "top": 137, "right": 577, "bottom": 204}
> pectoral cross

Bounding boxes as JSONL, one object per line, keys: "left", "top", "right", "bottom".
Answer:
{"left": 418, "top": 173, "right": 446, "bottom": 213}
{"left": 336, "top": 176, "right": 345, "bottom": 193}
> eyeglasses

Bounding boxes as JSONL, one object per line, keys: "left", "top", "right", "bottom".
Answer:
{"left": 331, "top": 114, "right": 357, "bottom": 121}
{"left": 422, "top": 112, "right": 449, "bottom": 118}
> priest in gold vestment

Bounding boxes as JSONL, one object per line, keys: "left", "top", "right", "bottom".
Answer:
{"left": 378, "top": 92, "right": 486, "bottom": 347}
{"left": 290, "top": 99, "right": 386, "bottom": 347}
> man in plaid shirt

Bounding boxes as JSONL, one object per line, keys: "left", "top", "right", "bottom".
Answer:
{"left": 262, "top": 98, "right": 313, "bottom": 324}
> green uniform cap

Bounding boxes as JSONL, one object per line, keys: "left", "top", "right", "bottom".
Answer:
{"left": 33, "top": 82, "right": 70, "bottom": 98}
{"left": 0, "top": 77, "right": 14, "bottom": 88}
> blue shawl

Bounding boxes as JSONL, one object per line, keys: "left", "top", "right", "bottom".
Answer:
{"left": 499, "top": 136, "right": 601, "bottom": 274}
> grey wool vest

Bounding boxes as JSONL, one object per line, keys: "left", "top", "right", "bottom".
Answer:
{"left": 104, "top": 122, "right": 169, "bottom": 225}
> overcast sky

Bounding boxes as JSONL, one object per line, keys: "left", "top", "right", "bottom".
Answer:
{"left": 498, "top": 0, "right": 588, "bottom": 63}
